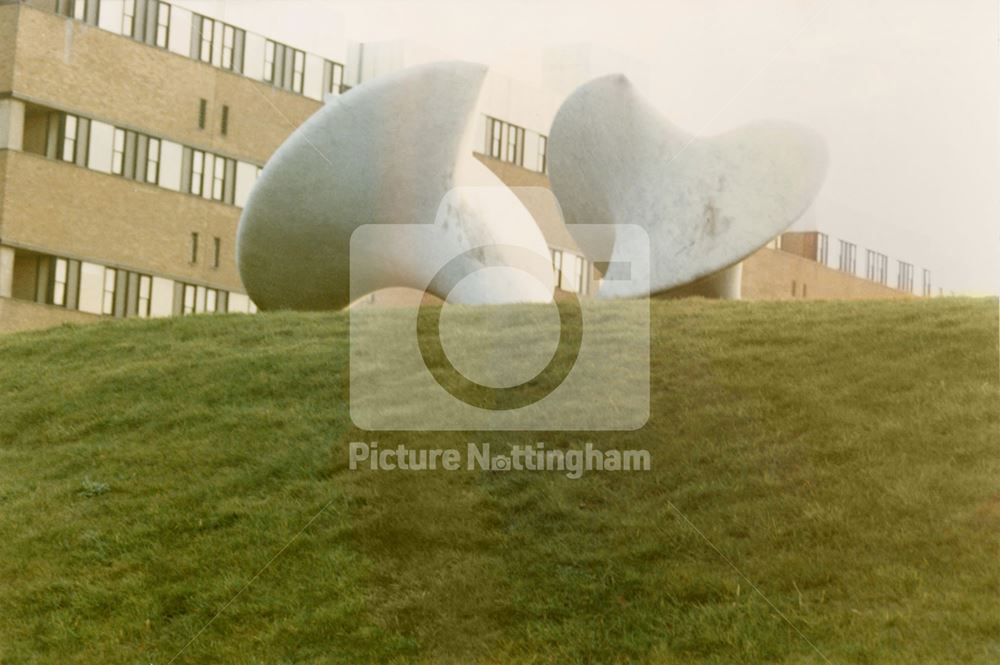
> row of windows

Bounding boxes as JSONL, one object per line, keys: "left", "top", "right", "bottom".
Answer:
{"left": 59, "top": 0, "right": 347, "bottom": 102}
{"left": 484, "top": 116, "right": 548, "bottom": 173}
{"left": 40, "top": 111, "right": 261, "bottom": 209}
{"left": 264, "top": 40, "right": 305, "bottom": 94}
{"left": 35, "top": 254, "right": 255, "bottom": 317}
{"left": 193, "top": 14, "right": 244, "bottom": 72}
{"left": 187, "top": 148, "right": 237, "bottom": 203}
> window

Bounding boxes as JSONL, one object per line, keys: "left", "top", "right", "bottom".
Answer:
{"left": 558, "top": 252, "right": 584, "bottom": 293}
{"left": 264, "top": 40, "right": 276, "bottom": 82}
{"left": 102, "top": 268, "right": 117, "bottom": 315}
{"left": 817, "top": 232, "right": 829, "bottom": 265}
{"left": 200, "top": 17, "right": 215, "bottom": 62}
{"left": 53, "top": 258, "right": 69, "bottom": 307}
{"left": 791, "top": 280, "right": 797, "bottom": 297}
{"left": 551, "top": 249, "right": 590, "bottom": 293}
{"left": 61, "top": 114, "right": 79, "bottom": 163}
{"left": 137, "top": 274, "right": 152, "bottom": 318}
{"left": 182, "top": 284, "right": 196, "bottom": 314}
{"left": 111, "top": 128, "right": 125, "bottom": 175}
{"left": 221, "top": 25, "right": 235, "bottom": 69}
{"left": 190, "top": 150, "right": 205, "bottom": 195}
{"left": 922, "top": 269, "right": 932, "bottom": 297}
{"left": 121, "top": 0, "right": 135, "bottom": 36}
{"left": 190, "top": 232, "right": 199, "bottom": 263}
{"left": 487, "top": 117, "right": 503, "bottom": 159}
{"left": 213, "top": 237, "right": 221, "bottom": 268}
{"left": 72, "top": 0, "right": 87, "bottom": 21}
{"left": 802, "top": 284, "right": 808, "bottom": 298}
{"left": 897, "top": 261, "right": 914, "bottom": 293}
{"left": 146, "top": 137, "right": 161, "bottom": 184}
{"left": 506, "top": 124, "right": 524, "bottom": 165}
{"left": 838, "top": 240, "right": 857, "bottom": 274}
{"left": 561, "top": 255, "right": 588, "bottom": 294}
{"left": 291, "top": 49, "right": 305, "bottom": 93}
{"left": 537, "top": 135, "right": 547, "bottom": 173}
{"left": 212, "top": 157, "right": 226, "bottom": 201}
{"left": 485, "top": 117, "right": 526, "bottom": 166}
{"left": 155, "top": 2, "right": 170, "bottom": 49}
{"left": 205, "top": 288, "right": 218, "bottom": 313}
{"left": 198, "top": 99, "right": 207, "bottom": 129}
{"left": 325, "top": 61, "right": 344, "bottom": 95}
{"left": 221, "top": 105, "right": 229, "bottom": 136}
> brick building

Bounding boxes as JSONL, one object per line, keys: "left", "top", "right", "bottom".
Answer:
{"left": 0, "top": 0, "right": 923, "bottom": 332}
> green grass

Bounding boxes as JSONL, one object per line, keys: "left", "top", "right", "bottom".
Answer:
{"left": 0, "top": 297, "right": 997, "bottom": 664}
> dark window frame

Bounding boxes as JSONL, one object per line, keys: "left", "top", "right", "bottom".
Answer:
{"left": 325, "top": 60, "right": 345, "bottom": 95}
{"left": 137, "top": 273, "right": 152, "bottom": 318}
{"left": 146, "top": 136, "right": 161, "bottom": 184}
{"left": 264, "top": 40, "right": 276, "bottom": 83}
{"left": 155, "top": 1, "right": 171, "bottom": 49}
{"left": 121, "top": 0, "right": 135, "bottom": 36}
{"left": 199, "top": 16, "right": 215, "bottom": 62}
{"left": 111, "top": 127, "right": 126, "bottom": 175}
{"left": 190, "top": 149, "right": 205, "bottom": 195}
{"left": 182, "top": 283, "right": 196, "bottom": 315}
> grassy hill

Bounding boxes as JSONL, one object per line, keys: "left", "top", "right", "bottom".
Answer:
{"left": 0, "top": 298, "right": 997, "bottom": 664}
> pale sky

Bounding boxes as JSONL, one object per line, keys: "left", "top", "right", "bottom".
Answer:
{"left": 178, "top": 0, "right": 999, "bottom": 295}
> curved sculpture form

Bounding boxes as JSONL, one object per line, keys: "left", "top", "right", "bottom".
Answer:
{"left": 548, "top": 74, "right": 828, "bottom": 299}
{"left": 237, "top": 61, "right": 554, "bottom": 310}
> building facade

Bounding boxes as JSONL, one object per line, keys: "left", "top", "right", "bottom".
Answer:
{"left": 0, "top": 0, "right": 347, "bottom": 331}
{"left": 0, "top": 0, "right": 923, "bottom": 333}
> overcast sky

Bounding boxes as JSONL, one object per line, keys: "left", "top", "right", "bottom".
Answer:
{"left": 178, "top": 0, "right": 999, "bottom": 295}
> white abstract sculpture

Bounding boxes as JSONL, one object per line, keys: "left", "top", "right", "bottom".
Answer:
{"left": 237, "top": 61, "right": 555, "bottom": 310}
{"left": 548, "top": 74, "right": 828, "bottom": 299}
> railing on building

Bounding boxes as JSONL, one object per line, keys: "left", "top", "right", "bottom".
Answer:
{"left": 478, "top": 115, "right": 549, "bottom": 174}
{"left": 771, "top": 231, "right": 933, "bottom": 295}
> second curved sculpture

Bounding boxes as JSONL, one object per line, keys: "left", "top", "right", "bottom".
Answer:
{"left": 548, "top": 74, "right": 828, "bottom": 299}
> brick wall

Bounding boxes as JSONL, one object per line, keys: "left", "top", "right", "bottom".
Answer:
{"left": 0, "top": 5, "right": 16, "bottom": 93}
{"left": 0, "top": 150, "right": 244, "bottom": 291}
{"left": 11, "top": 5, "right": 320, "bottom": 164}
{"left": 779, "top": 231, "right": 819, "bottom": 261}
{"left": 742, "top": 247, "right": 911, "bottom": 300}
